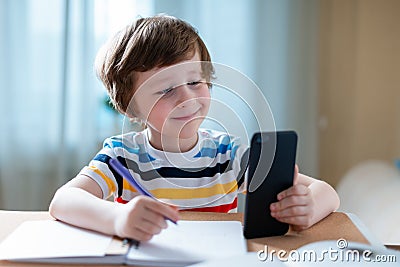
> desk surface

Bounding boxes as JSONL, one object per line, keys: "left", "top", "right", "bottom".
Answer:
{"left": 0, "top": 210, "right": 375, "bottom": 267}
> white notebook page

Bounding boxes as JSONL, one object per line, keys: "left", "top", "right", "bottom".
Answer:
{"left": 0, "top": 220, "right": 112, "bottom": 260}
{"left": 127, "top": 220, "right": 247, "bottom": 264}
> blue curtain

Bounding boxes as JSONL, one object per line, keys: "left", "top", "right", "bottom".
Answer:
{"left": 0, "top": 0, "right": 152, "bottom": 210}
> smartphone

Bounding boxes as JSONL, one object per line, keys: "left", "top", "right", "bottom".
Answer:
{"left": 243, "top": 131, "right": 297, "bottom": 239}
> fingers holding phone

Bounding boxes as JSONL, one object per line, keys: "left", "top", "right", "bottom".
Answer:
{"left": 270, "top": 183, "right": 315, "bottom": 231}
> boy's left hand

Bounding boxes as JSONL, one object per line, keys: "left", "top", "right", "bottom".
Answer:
{"left": 270, "top": 165, "right": 315, "bottom": 231}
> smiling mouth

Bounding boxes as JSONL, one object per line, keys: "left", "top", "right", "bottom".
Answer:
{"left": 172, "top": 109, "right": 201, "bottom": 121}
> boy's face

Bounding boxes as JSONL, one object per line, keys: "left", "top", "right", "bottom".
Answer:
{"left": 132, "top": 51, "right": 211, "bottom": 141}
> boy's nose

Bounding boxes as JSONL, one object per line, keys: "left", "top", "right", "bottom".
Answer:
{"left": 176, "top": 85, "right": 197, "bottom": 108}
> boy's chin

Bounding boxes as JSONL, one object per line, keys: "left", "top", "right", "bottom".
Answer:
{"left": 179, "top": 123, "right": 202, "bottom": 139}
{"left": 161, "top": 121, "right": 201, "bottom": 139}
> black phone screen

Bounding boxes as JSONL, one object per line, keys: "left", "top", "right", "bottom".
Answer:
{"left": 243, "top": 131, "right": 297, "bottom": 239}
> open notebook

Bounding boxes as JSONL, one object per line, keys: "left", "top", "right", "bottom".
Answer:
{"left": 0, "top": 220, "right": 246, "bottom": 266}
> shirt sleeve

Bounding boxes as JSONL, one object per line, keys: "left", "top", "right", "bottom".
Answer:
{"left": 78, "top": 137, "right": 119, "bottom": 200}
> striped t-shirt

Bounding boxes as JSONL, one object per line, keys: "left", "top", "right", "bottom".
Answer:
{"left": 79, "top": 129, "right": 249, "bottom": 213}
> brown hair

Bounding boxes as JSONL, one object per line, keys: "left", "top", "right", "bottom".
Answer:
{"left": 95, "top": 15, "right": 213, "bottom": 115}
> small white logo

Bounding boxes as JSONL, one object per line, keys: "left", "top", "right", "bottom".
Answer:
{"left": 336, "top": 238, "right": 348, "bottom": 249}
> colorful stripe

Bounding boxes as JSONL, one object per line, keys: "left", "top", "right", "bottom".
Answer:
{"left": 182, "top": 198, "right": 238, "bottom": 213}
{"left": 104, "top": 140, "right": 156, "bottom": 163}
{"left": 88, "top": 165, "right": 116, "bottom": 194}
{"left": 102, "top": 156, "right": 234, "bottom": 181}
{"left": 149, "top": 180, "right": 238, "bottom": 200}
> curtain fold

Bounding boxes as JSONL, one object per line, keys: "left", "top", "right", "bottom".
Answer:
{"left": 0, "top": 0, "right": 147, "bottom": 210}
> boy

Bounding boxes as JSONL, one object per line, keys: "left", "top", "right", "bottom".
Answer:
{"left": 49, "top": 15, "right": 340, "bottom": 241}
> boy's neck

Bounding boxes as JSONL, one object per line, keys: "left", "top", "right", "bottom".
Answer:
{"left": 147, "top": 129, "right": 199, "bottom": 153}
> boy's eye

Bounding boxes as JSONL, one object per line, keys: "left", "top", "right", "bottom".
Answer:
{"left": 157, "top": 80, "right": 204, "bottom": 96}
{"left": 159, "top": 87, "right": 174, "bottom": 95}
{"left": 187, "top": 80, "right": 203, "bottom": 87}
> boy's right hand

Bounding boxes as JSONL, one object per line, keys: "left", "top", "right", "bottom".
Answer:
{"left": 113, "top": 195, "right": 180, "bottom": 241}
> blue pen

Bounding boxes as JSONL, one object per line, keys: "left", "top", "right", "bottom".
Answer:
{"left": 109, "top": 158, "right": 177, "bottom": 225}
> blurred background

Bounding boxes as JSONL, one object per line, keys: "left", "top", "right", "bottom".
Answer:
{"left": 0, "top": 0, "right": 399, "bottom": 243}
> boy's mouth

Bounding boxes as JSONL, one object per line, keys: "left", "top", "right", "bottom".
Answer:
{"left": 172, "top": 109, "right": 201, "bottom": 121}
